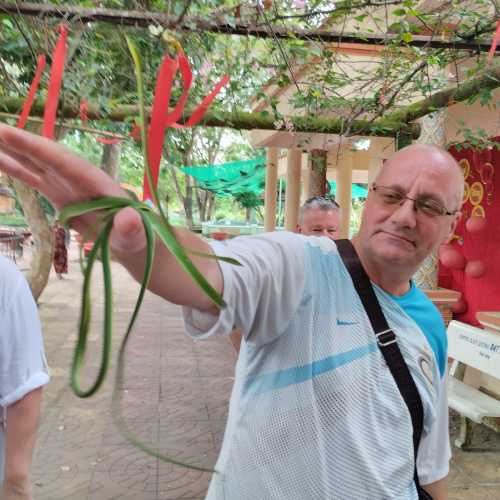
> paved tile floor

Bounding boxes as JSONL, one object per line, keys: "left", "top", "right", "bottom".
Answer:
{"left": 22, "top": 244, "right": 500, "bottom": 499}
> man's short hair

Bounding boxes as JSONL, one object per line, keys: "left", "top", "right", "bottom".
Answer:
{"left": 299, "top": 196, "right": 340, "bottom": 223}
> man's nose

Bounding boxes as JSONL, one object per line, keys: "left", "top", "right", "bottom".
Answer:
{"left": 390, "top": 198, "right": 417, "bottom": 228}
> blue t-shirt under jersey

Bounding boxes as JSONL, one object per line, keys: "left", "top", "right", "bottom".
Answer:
{"left": 390, "top": 281, "right": 447, "bottom": 377}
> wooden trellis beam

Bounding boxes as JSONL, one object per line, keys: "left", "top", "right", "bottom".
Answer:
{"left": 0, "top": 1, "right": 498, "bottom": 52}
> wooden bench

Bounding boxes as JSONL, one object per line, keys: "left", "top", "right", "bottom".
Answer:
{"left": 447, "top": 320, "right": 500, "bottom": 448}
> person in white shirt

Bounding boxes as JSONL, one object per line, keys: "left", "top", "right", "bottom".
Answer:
{"left": 0, "top": 255, "right": 49, "bottom": 500}
{"left": 0, "top": 124, "right": 463, "bottom": 500}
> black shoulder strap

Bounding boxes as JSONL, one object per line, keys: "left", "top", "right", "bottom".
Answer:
{"left": 336, "top": 239, "right": 430, "bottom": 499}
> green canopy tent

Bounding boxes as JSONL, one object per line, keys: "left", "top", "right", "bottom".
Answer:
{"left": 181, "top": 158, "right": 367, "bottom": 200}
{"left": 328, "top": 181, "right": 368, "bottom": 199}
{"left": 180, "top": 157, "right": 267, "bottom": 197}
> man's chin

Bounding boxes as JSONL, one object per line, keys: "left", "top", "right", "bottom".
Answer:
{"left": 372, "top": 238, "right": 416, "bottom": 264}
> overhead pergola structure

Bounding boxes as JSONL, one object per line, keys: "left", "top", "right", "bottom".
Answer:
{"left": 2, "top": 1, "right": 500, "bottom": 237}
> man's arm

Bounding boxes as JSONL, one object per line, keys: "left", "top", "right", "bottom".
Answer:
{"left": 0, "top": 124, "right": 222, "bottom": 313}
{"left": 110, "top": 219, "right": 223, "bottom": 313}
{"left": 1, "top": 388, "right": 43, "bottom": 500}
{"left": 421, "top": 476, "right": 447, "bottom": 500}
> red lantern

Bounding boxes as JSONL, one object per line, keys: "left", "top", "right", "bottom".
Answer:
{"left": 439, "top": 245, "right": 466, "bottom": 270}
{"left": 465, "top": 260, "right": 486, "bottom": 278}
{"left": 465, "top": 216, "right": 487, "bottom": 233}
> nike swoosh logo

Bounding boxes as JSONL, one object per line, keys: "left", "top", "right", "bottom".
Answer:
{"left": 337, "top": 319, "right": 358, "bottom": 326}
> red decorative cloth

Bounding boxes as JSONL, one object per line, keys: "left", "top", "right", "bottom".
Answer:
{"left": 439, "top": 142, "right": 500, "bottom": 325}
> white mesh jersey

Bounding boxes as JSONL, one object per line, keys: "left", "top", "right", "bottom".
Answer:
{"left": 184, "top": 232, "right": 451, "bottom": 500}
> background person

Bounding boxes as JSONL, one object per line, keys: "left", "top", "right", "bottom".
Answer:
{"left": 53, "top": 221, "right": 69, "bottom": 279}
{"left": 296, "top": 195, "right": 341, "bottom": 240}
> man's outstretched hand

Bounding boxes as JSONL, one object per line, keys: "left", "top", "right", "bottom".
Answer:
{"left": 0, "top": 124, "right": 147, "bottom": 255}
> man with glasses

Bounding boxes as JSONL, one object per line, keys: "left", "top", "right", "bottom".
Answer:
{"left": 296, "top": 196, "right": 341, "bottom": 240}
{"left": 0, "top": 125, "right": 462, "bottom": 500}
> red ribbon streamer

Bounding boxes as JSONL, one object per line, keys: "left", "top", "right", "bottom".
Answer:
{"left": 42, "top": 25, "right": 68, "bottom": 139}
{"left": 163, "top": 52, "right": 192, "bottom": 127}
{"left": 488, "top": 19, "right": 500, "bottom": 63}
{"left": 96, "top": 136, "right": 122, "bottom": 145}
{"left": 141, "top": 51, "right": 230, "bottom": 202}
{"left": 130, "top": 123, "right": 141, "bottom": 141}
{"left": 171, "top": 74, "right": 230, "bottom": 129}
{"left": 79, "top": 100, "right": 89, "bottom": 122}
{"left": 17, "top": 55, "right": 46, "bottom": 130}
{"left": 142, "top": 56, "right": 178, "bottom": 202}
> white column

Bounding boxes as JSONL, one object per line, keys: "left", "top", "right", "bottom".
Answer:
{"left": 284, "top": 149, "right": 302, "bottom": 231}
{"left": 336, "top": 151, "right": 353, "bottom": 239}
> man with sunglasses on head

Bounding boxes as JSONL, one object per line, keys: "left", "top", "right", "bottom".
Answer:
{"left": 296, "top": 196, "right": 341, "bottom": 240}
{"left": 0, "top": 124, "right": 462, "bottom": 500}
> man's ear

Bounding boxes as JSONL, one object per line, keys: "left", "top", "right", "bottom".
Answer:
{"left": 444, "top": 211, "right": 461, "bottom": 244}
{"left": 296, "top": 224, "right": 302, "bottom": 234}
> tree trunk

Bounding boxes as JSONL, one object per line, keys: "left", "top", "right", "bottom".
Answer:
{"left": 10, "top": 179, "right": 53, "bottom": 300}
{"left": 207, "top": 192, "right": 215, "bottom": 220}
{"left": 8, "top": 122, "right": 57, "bottom": 300}
{"left": 308, "top": 149, "right": 328, "bottom": 197}
{"left": 195, "top": 185, "right": 215, "bottom": 222}
{"left": 101, "top": 142, "right": 121, "bottom": 180}
{"left": 184, "top": 174, "right": 194, "bottom": 230}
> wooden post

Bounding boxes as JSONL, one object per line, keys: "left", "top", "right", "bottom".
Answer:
{"left": 336, "top": 151, "right": 353, "bottom": 239}
{"left": 301, "top": 161, "right": 310, "bottom": 204}
{"left": 284, "top": 149, "right": 302, "bottom": 231}
{"left": 264, "top": 147, "right": 279, "bottom": 232}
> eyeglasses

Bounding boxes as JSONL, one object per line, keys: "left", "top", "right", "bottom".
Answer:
{"left": 371, "top": 184, "right": 458, "bottom": 217}
{"left": 304, "top": 196, "right": 340, "bottom": 209}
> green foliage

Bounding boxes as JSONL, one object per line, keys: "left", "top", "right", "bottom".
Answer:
{"left": 452, "top": 120, "right": 500, "bottom": 151}
{"left": 0, "top": 211, "right": 27, "bottom": 227}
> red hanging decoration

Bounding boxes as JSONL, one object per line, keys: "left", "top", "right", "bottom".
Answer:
{"left": 141, "top": 50, "right": 230, "bottom": 202}
{"left": 488, "top": 19, "right": 500, "bottom": 63}
{"left": 130, "top": 123, "right": 141, "bottom": 141}
{"left": 171, "top": 74, "right": 230, "bottom": 129}
{"left": 79, "top": 100, "right": 89, "bottom": 122}
{"left": 143, "top": 55, "right": 178, "bottom": 202}
{"left": 96, "top": 137, "right": 122, "bottom": 145}
{"left": 42, "top": 25, "right": 68, "bottom": 139}
{"left": 17, "top": 55, "right": 46, "bottom": 130}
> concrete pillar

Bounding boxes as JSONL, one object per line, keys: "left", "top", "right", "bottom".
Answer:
{"left": 264, "top": 148, "right": 279, "bottom": 232}
{"left": 336, "top": 151, "right": 353, "bottom": 239}
{"left": 301, "top": 163, "right": 310, "bottom": 205}
{"left": 284, "top": 149, "right": 302, "bottom": 231}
